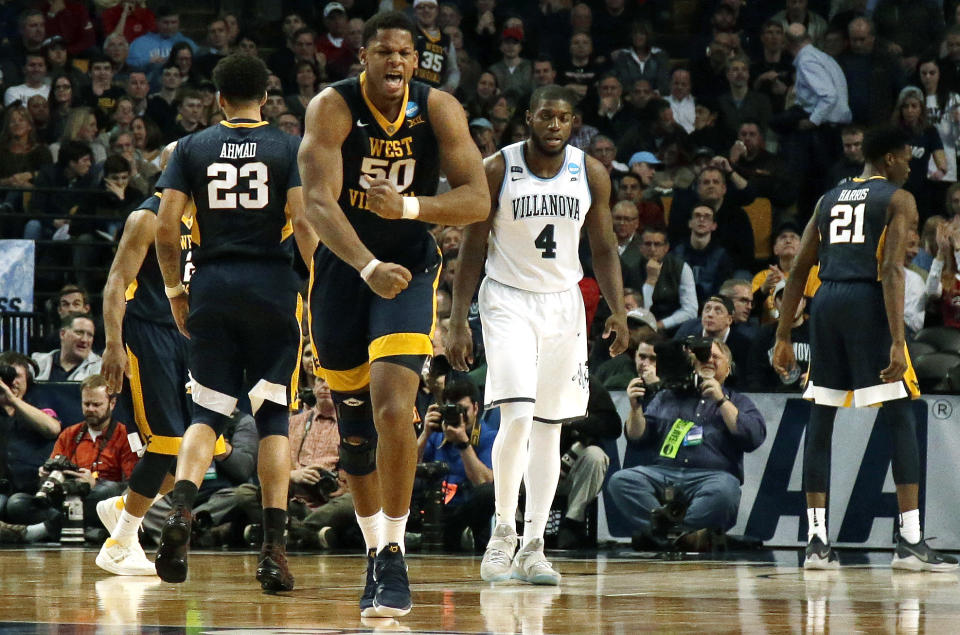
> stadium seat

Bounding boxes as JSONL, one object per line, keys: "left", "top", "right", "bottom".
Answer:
{"left": 912, "top": 352, "right": 960, "bottom": 393}
{"left": 744, "top": 198, "right": 772, "bottom": 261}
{"left": 907, "top": 340, "right": 937, "bottom": 359}
{"left": 915, "top": 326, "right": 960, "bottom": 355}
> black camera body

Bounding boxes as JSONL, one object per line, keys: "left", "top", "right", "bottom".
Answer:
{"left": 290, "top": 467, "right": 340, "bottom": 505}
{"left": 655, "top": 336, "right": 715, "bottom": 394}
{"left": 0, "top": 363, "right": 17, "bottom": 388}
{"left": 36, "top": 455, "right": 90, "bottom": 508}
{"left": 440, "top": 402, "right": 467, "bottom": 427}
{"left": 414, "top": 461, "right": 450, "bottom": 552}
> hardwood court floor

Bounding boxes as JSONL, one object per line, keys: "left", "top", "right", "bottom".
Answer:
{"left": 1, "top": 546, "right": 959, "bottom": 633}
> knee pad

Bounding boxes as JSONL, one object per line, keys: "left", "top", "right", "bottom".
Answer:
{"left": 255, "top": 401, "right": 289, "bottom": 438}
{"left": 339, "top": 437, "right": 378, "bottom": 476}
{"left": 128, "top": 452, "right": 177, "bottom": 498}
{"left": 334, "top": 390, "right": 378, "bottom": 475}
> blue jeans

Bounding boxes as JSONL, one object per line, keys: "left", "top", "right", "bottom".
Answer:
{"left": 607, "top": 464, "right": 741, "bottom": 533}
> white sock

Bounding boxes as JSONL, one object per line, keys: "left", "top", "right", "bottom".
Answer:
{"left": 521, "top": 421, "right": 562, "bottom": 548}
{"left": 807, "top": 507, "right": 828, "bottom": 543}
{"left": 356, "top": 510, "right": 381, "bottom": 553}
{"left": 492, "top": 402, "right": 534, "bottom": 527}
{"left": 380, "top": 511, "right": 409, "bottom": 554}
{"left": 899, "top": 508, "right": 921, "bottom": 544}
{"left": 111, "top": 510, "right": 142, "bottom": 541}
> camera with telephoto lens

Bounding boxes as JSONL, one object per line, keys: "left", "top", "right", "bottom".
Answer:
{"left": 413, "top": 461, "right": 450, "bottom": 552}
{"left": 0, "top": 363, "right": 17, "bottom": 388}
{"left": 655, "top": 337, "right": 715, "bottom": 394}
{"left": 35, "top": 455, "right": 90, "bottom": 508}
{"left": 441, "top": 402, "right": 467, "bottom": 427}
{"left": 289, "top": 467, "right": 340, "bottom": 505}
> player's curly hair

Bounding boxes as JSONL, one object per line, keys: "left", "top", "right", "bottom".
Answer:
{"left": 362, "top": 11, "right": 415, "bottom": 47}
{"left": 862, "top": 125, "right": 911, "bottom": 164}
{"left": 212, "top": 53, "right": 268, "bottom": 104}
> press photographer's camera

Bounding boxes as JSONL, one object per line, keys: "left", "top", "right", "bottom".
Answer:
{"left": 440, "top": 402, "right": 467, "bottom": 427}
{"left": 655, "top": 337, "right": 715, "bottom": 394}
{"left": 0, "top": 363, "right": 17, "bottom": 388}
{"left": 289, "top": 467, "right": 340, "bottom": 505}
{"left": 35, "top": 455, "right": 90, "bottom": 508}
{"left": 413, "top": 461, "right": 450, "bottom": 552}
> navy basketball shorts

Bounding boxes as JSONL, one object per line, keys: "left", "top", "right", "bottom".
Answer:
{"left": 805, "top": 279, "right": 920, "bottom": 407}
{"left": 186, "top": 260, "right": 303, "bottom": 417}
{"left": 308, "top": 247, "right": 439, "bottom": 393}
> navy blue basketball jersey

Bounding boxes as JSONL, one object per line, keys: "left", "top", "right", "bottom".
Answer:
{"left": 156, "top": 120, "right": 301, "bottom": 266}
{"left": 816, "top": 176, "right": 899, "bottom": 282}
{"left": 124, "top": 192, "right": 197, "bottom": 327}
{"left": 328, "top": 74, "right": 440, "bottom": 269}
{"left": 413, "top": 28, "right": 451, "bottom": 87}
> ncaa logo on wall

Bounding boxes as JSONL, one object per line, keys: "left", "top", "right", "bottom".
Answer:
{"left": 568, "top": 162, "right": 580, "bottom": 175}
{"left": 406, "top": 102, "right": 420, "bottom": 117}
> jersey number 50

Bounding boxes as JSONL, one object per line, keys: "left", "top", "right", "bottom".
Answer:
{"left": 207, "top": 162, "right": 269, "bottom": 209}
{"left": 360, "top": 157, "right": 416, "bottom": 193}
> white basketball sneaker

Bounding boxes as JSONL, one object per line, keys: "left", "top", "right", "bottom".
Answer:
{"left": 511, "top": 538, "right": 561, "bottom": 586}
{"left": 481, "top": 523, "right": 518, "bottom": 582}
{"left": 96, "top": 536, "right": 157, "bottom": 576}
{"left": 96, "top": 496, "right": 125, "bottom": 534}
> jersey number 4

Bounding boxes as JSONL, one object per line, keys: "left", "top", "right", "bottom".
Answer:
{"left": 207, "top": 162, "right": 269, "bottom": 209}
{"left": 828, "top": 203, "right": 866, "bottom": 244}
{"left": 535, "top": 224, "right": 558, "bottom": 259}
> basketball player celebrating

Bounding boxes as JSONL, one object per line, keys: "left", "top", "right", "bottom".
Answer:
{"left": 774, "top": 126, "right": 958, "bottom": 572}
{"left": 298, "top": 12, "right": 488, "bottom": 617}
{"left": 447, "top": 84, "right": 629, "bottom": 585}
{"left": 154, "top": 54, "right": 315, "bottom": 591}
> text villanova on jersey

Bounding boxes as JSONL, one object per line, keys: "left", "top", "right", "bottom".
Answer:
{"left": 511, "top": 194, "right": 582, "bottom": 221}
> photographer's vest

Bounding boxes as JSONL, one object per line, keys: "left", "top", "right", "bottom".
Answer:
{"left": 645, "top": 254, "right": 684, "bottom": 320}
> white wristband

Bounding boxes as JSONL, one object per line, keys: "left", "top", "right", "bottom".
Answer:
{"left": 359, "top": 258, "right": 381, "bottom": 282}
{"left": 401, "top": 196, "right": 420, "bottom": 220}
{"left": 164, "top": 283, "right": 185, "bottom": 298}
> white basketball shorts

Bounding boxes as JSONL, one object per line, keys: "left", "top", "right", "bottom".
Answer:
{"left": 478, "top": 276, "right": 589, "bottom": 423}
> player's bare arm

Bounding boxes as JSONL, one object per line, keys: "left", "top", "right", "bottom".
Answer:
{"left": 299, "top": 89, "right": 411, "bottom": 299}
{"left": 878, "top": 189, "right": 919, "bottom": 382}
{"left": 446, "top": 152, "right": 501, "bottom": 371}
{"left": 285, "top": 185, "right": 320, "bottom": 267}
{"left": 102, "top": 209, "right": 157, "bottom": 393}
{"left": 155, "top": 188, "right": 190, "bottom": 338}
{"left": 773, "top": 200, "right": 822, "bottom": 376}
{"left": 583, "top": 154, "right": 629, "bottom": 358}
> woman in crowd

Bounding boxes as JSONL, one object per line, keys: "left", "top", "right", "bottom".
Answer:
{"left": 0, "top": 106, "right": 53, "bottom": 234}
{"left": 130, "top": 115, "right": 163, "bottom": 166}
{"left": 49, "top": 107, "right": 107, "bottom": 164}
{"left": 918, "top": 57, "right": 960, "bottom": 219}
{"left": 46, "top": 73, "right": 78, "bottom": 143}
{"left": 286, "top": 61, "right": 321, "bottom": 120}
{"left": 892, "top": 85, "right": 948, "bottom": 221}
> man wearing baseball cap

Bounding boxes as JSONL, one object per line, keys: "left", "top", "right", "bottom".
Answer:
{"left": 489, "top": 23, "right": 532, "bottom": 104}
{"left": 672, "top": 295, "right": 751, "bottom": 388}
{"left": 318, "top": 2, "right": 354, "bottom": 80}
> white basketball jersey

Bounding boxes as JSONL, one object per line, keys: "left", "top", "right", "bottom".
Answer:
{"left": 484, "top": 141, "right": 592, "bottom": 293}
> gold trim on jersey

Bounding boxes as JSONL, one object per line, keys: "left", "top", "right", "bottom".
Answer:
{"left": 219, "top": 120, "right": 269, "bottom": 129}
{"left": 803, "top": 343, "right": 920, "bottom": 407}
{"left": 359, "top": 71, "right": 409, "bottom": 137}
{"left": 369, "top": 333, "right": 433, "bottom": 361}
{"left": 124, "top": 280, "right": 138, "bottom": 301}
{"left": 419, "top": 26, "right": 441, "bottom": 44}
{"left": 281, "top": 200, "right": 294, "bottom": 242}
{"left": 852, "top": 176, "right": 888, "bottom": 182}
{"left": 318, "top": 362, "right": 371, "bottom": 392}
{"left": 289, "top": 293, "right": 304, "bottom": 411}
{"left": 875, "top": 225, "right": 888, "bottom": 280}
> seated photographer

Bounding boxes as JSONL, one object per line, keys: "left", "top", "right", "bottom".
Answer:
{"left": 607, "top": 340, "right": 766, "bottom": 548}
{"left": 5, "top": 374, "right": 137, "bottom": 541}
{"left": 417, "top": 377, "right": 497, "bottom": 553}
{"left": 556, "top": 377, "right": 622, "bottom": 549}
{"left": 233, "top": 379, "right": 359, "bottom": 550}
{"left": 0, "top": 352, "right": 61, "bottom": 498}
{"left": 745, "top": 280, "right": 811, "bottom": 392}
{"left": 672, "top": 295, "right": 751, "bottom": 389}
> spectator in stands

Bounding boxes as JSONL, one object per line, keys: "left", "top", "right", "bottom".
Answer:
{"left": 194, "top": 17, "right": 231, "bottom": 78}
{"left": 487, "top": 25, "right": 532, "bottom": 106}
{"left": 612, "top": 20, "right": 670, "bottom": 95}
{"left": 163, "top": 41, "right": 201, "bottom": 88}
{"left": 613, "top": 199, "right": 643, "bottom": 266}
{"left": 268, "top": 13, "right": 307, "bottom": 86}
{"left": 618, "top": 164, "right": 665, "bottom": 229}
{"left": 691, "top": 31, "right": 740, "bottom": 103}
{"left": 727, "top": 121, "right": 794, "bottom": 213}
{"left": 80, "top": 55, "right": 124, "bottom": 121}
{"left": 464, "top": 70, "right": 499, "bottom": 120}
{"left": 751, "top": 219, "right": 822, "bottom": 325}
{"left": 557, "top": 31, "right": 603, "bottom": 101}
{"left": 236, "top": 33, "right": 260, "bottom": 59}
{"left": 0, "top": 10, "right": 47, "bottom": 89}
{"left": 43, "top": 35, "right": 84, "bottom": 97}
{"left": 837, "top": 17, "right": 904, "bottom": 128}
{"left": 892, "top": 85, "right": 947, "bottom": 222}
{"left": 781, "top": 23, "right": 851, "bottom": 215}
{"left": 130, "top": 115, "right": 162, "bottom": 166}
{"left": 285, "top": 62, "right": 319, "bottom": 120}
{"left": 5, "top": 374, "right": 136, "bottom": 541}
{"left": 0, "top": 105, "right": 52, "bottom": 209}
{"left": 772, "top": 0, "right": 827, "bottom": 46}
{"left": 688, "top": 98, "right": 727, "bottom": 156}
{"left": 940, "top": 25, "right": 960, "bottom": 95}
{"left": 556, "top": 377, "right": 622, "bottom": 549}
{"left": 588, "top": 134, "right": 628, "bottom": 179}
{"left": 447, "top": 25, "right": 481, "bottom": 101}
{"left": 913, "top": 214, "right": 945, "bottom": 274}
{"left": 717, "top": 278, "right": 756, "bottom": 337}
{"left": 873, "top": 0, "right": 944, "bottom": 75}
{"left": 672, "top": 204, "right": 734, "bottom": 304}
{"left": 126, "top": 6, "right": 196, "bottom": 76}
{"left": 666, "top": 68, "right": 695, "bottom": 134}
{"left": 689, "top": 166, "right": 755, "bottom": 274}
{"left": 317, "top": 2, "right": 354, "bottom": 81}
{"left": 103, "top": 33, "right": 133, "bottom": 84}
{"left": 569, "top": 105, "right": 599, "bottom": 151}
{"left": 417, "top": 377, "right": 496, "bottom": 552}
{"left": 903, "top": 229, "right": 928, "bottom": 338}
{"left": 532, "top": 56, "right": 557, "bottom": 89}
{"left": 145, "top": 66, "right": 182, "bottom": 133}
{"left": 673, "top": 295, "right": 751, "bottom": 384}
{"left": 717, "top": 55, "right": 772, "bottom": 143}
{"left": 233, "top": 379, "right": 357, "bottom": 550}
{"left": 621, "top": 336, "right": 661, "bottom": 407}
{"left": 4, "top": 52, "right": 49, "bottom": 108}
{"left": 45, "top": 73, "right": 76, "bottom": 144}
{"left": 37, "top": 0, "right": 94, "bottom": 57}
{"left": 607, "top": 340, "right": 765, "bottom": 546}
{"left": 587, "top": 73, "right": 641, "bottom": 142}
{"left": 751, "top": 20, "right": 793, "bottom": 115}
{"left": 0, "top": 351, "right": 60, "bottom": 496}
{"left": 627, "top": 225, "right": 698, "bottom": 334}
{"left": 26, "top": 139, "right": 98, "bottom": 240}
{"left": 164, "top": 89, "right": 204, "bottom": 142}
{"left": 925, "top": 219, "right": 960, "bottom": 327}
{"left": 468, "top": 118, "right": 496, "bottom": 158}
{"left": 262, "top": 89, "right": 289, "bottom": 122}
{"left": 827, "top": 124, "right": 865, "bottom": 187}
{"left": 615, "top": 99, "right": 688, "bottom": 167}
{"left": 100, "top": 0, "right": 156, "bottom": 45}
{"left": 412, "top": 0, "right": 460, "bottom": 93}
{"left": 276, "top": 113, "right": 302, "bottom": 138}
{"left": 746, "top": 279, "right": 810, "bottom": 391}
{"left": 594, "top": 309, "right": 659, "bottom": 391}
{"left": 125, "top": 72, "right": 150, "bottom": 119}
{"left": 32, "top": 313, "right": 101, "bottom": 381}
{"left": 591, "top": 0, "right": 636, "bottom": 63}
